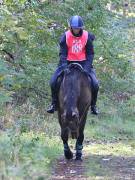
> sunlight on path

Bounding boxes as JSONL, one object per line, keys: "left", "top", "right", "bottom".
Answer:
{"left": 52, "top": 142, "right": 135, "bottom": 180}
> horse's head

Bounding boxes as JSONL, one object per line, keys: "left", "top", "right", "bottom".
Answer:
{"left": 61, "top": 108, "right": 80, "bottom": 139}
{"left": 60, "top": 64, "right": 82, "bottom": 139}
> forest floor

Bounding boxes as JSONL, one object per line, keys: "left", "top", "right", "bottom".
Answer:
{"left": 52, "top": 140, "right": 135, "bottom": 180}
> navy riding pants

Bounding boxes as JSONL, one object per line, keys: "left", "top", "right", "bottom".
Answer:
{"left": 50, "top": 61, "right": 99, "bottom": 92}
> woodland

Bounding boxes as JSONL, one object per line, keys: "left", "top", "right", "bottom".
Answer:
{"left": 0, "top": 0, "right": 135, "bottom": 179}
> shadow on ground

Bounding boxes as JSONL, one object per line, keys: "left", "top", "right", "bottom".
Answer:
{"left": 52, "top": 150, "right": 135, "bottom": 180}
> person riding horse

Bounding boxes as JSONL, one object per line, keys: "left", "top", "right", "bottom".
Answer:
{"left": 47, "top": 15, "right": 99, "bottom": 115}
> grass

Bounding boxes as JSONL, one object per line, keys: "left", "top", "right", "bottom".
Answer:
{"left": 0, "top": 130, "right": 62, "bottom": 179}
{"left": 83, "top": 94, "right": 135, "bottom": 179}
{"left": 85, "top": 93, "right": 135, "bottom": 142}
{"left": 85, "top": 114, "right": 135, "bottom": 141}
{"left": 0, "top": 100, "right": 64, "bottom": 179}
{"left": 84, "top": 141, "right": 135, "bottom": 179}
{"left": 85, "top": 141, "right": 135, "bottom": 156}
{"left": 0, "top": 92, "right": 134, "bottom": 179}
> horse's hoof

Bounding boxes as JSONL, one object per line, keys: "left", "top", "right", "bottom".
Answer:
{"left": 75, "top": 152, "right": 82, "bottom": 161}
{"left": 64, "top": 150, "right": 73, "bottom": 159}
{"left": 75, "top": 156, "right": 82, "bottom": 161}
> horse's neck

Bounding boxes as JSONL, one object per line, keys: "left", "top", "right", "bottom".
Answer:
{"left": 64, "top": 69, "right": 80, "bottom": 93}
{"left": 62, "top": 70, "right": 81, "bottom": 109}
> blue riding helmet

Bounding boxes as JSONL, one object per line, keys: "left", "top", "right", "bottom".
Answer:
{"left": 69, "top": 15, "right": 84, "bottom": 29}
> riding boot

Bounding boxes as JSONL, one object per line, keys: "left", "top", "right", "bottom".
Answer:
{"left": 47, "top": 65, "right": 62, "bottom": 114}
{"left": 47, "top": 91, "right": 58, "bottom": 114}
{"left": 91, "top": 90, "right": 99, "bottom": 115}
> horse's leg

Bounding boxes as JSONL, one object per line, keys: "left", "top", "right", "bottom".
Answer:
{"left": 75, "top": 114, "right": 87, "bottom": 160}
{"left": 61, "top": 128, "right": 73, "bottom": 159}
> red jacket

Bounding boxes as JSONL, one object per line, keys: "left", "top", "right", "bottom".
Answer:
{"left": 59, "top": 29, "right": 95, "bottom": 67}
{"left": 66, "top": 30, "right": 88, "bottom": 61}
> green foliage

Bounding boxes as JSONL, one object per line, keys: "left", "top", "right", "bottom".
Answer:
{"left": 0, "top": 1, "right": 134, "bottom": 178}
{"left": 0, "top": 0, "right": 134, "bottom": 106}
{"left": 0, "top": 131, "right": 62, "bottom": 179}
{"left": 85, "top": 141, "right": 135, "bottom": 178}
{"left": 0, "top": 94, "right": 134, "bottom": 178}
{"left": 0, "top": 60, "right": 13, "bottom": 106}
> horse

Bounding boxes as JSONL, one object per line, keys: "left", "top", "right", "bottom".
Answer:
{"left": 57, "top": 63, "right": 92, "bottom": 160}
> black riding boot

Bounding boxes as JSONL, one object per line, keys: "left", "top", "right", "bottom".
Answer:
{"left": 47, "top": 64, "right": 65, "bottom": 114}
{"left": 47, "top": 92, "right": 57, "bottom": 114}
{"left": 91, "top": 90, "right": 99, "bottom": 115}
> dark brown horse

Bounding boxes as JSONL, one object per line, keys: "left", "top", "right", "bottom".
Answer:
{"left": 57, "top": 63, "right": 92, "bottom": 160}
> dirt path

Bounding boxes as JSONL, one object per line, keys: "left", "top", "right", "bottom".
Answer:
{"left": 51, "top": 145, "right": 135, "bottom": 180}
{"left": 52, "top": 153, "right": 88, "bottom": 180}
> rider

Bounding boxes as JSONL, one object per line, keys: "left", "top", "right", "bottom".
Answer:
{"left": 47, "top": 15, "right": 99, "bottom": 115}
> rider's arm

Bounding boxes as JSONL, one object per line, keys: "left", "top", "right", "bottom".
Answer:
{"left": 58, "top": 33, "right": 68, "bottom": 67}
{"left": 86, "top": 33, "right": 95, "bottom": 68}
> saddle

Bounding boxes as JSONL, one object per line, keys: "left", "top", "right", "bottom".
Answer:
{"left": 57, "top": 63, "right": 91, "bottom": 90}
{"left": 65, "top": 63, "right": 84, "bottom": 73}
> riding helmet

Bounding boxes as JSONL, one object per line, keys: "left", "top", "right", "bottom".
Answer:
{"left": 68, "top": 15, "right": 84, "bottom": 29}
